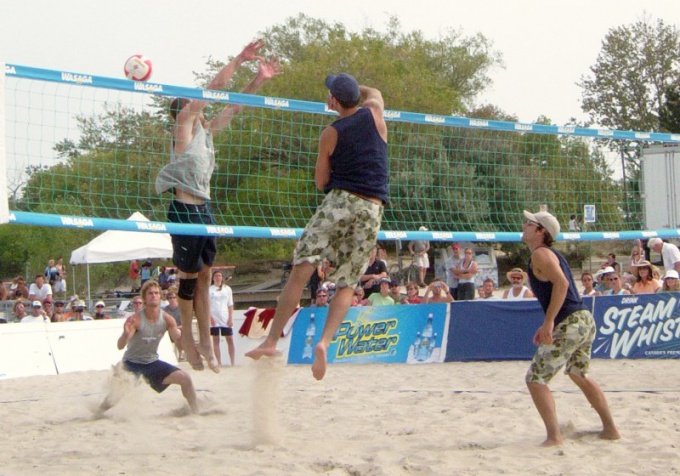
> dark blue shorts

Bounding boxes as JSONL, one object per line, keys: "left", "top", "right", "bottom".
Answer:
{"left": 167, "top": 200, "right": 217, "bottom": 274}
{"left": 123, "top": 359, "right": 180, "bottom": 393}
{"left": 210, "top": 326, "right": 233, "bottom": 337}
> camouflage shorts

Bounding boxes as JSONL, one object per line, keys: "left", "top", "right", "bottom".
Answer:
{"left": 294, "top": 189, "right": 383, "bottom": 288}
{"left": 525, "top": 309, "right": 596, "bottom": 385}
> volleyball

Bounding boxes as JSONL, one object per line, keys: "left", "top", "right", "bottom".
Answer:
{"left": 123, "top": 54, "right": 153, "bottom": 81}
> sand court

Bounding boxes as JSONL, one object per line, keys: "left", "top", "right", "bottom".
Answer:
{"left": 0, "top": 358, "right": 678, "bottom": 475}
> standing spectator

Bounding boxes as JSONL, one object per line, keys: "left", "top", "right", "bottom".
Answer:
{"left": 388, "top": 280, "right": 403, "bottom": 303}
{"left": 12, "top": 299, "right": 28, "bottom": 321}
{"left": 423, "top": 279, "right": 453, "bottom": 303}
{"left": 22, "top": 301, "right": 49, "bottom": 323}
{"left": 401, "top": 281, "right": 423, "bottom": 304}
{"left": 659, "top": 270, "right": 680, "bottom": 292}
{"left": 162, "top": 289, "right": 184, "bottom": 361}
{"left": 580, "top": 272, "right": 601, "bottom": 297}
{"left": 627, "top": 239, "right": 645, "bottom": 273}
{"left": 93, "top": 301, "right": 110, "bottom": 319}
{"left": 568, "top": 215, "right": 581, "bottom": 232}
{"left": 209, "top": 270, "right": 235, "bottom": 367}
{"left": 28, "top": 275, "right": 52, "bottom": 304}
{"left": 158, "top": 266, "right": 170, "bottom": 290}
{"left": 368, "top": 278, "right": 395, "bottom": 306}
{"left": 376, "top": 242, "right": 389, "bottom": 268}
{"left": 445, "top": 243, "right": 462, "bottom": 300}
{"left": 502, "top": 268, "right": 535, "bottom": 300}
{"left": 647, "top": 238, "right": 680, "bottom": 274}
{"left": 521, "top": 208, "right": 620, "bottom": 446}
{"left": 409, "top": 226, "right": 431, "bottom": 287}
{"left": 630, "top": 261, "right": 661, "bottom": 294}
{"left": 455, "top": 247, "right": 478, "bottom": 301}
{"left": 44, "top": 259, "right": 59, "bottom": 287}
{"left": 0, "top": 283, "right": 7, "bottom": 302}
{"left": 140, "top": 260, "right": 153, "bottom": 287}
{"left": 54, "top": 257, "right": 68, "bottom": 297}
{"left": 129, "top": 260, "right": 140, "bottom": 290}
{"left": 478, "top": 278, "right": 497, "bottom": 299}
{"left": 600, "top": 253, "right": 621, "bottom": 274}
{"left": 360, "top": 246, "right": 389, "bottom": 298}
{"left": 307, "top": 260, "right": 325, "bottom": 303}
{"left": 309, "top": 288, "right": 330, "bottom": 308}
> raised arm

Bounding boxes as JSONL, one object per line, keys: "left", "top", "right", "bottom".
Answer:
{"left": 360, "top": 85, "right": 387, "bottom": 142}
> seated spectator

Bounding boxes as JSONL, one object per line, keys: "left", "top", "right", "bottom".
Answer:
{"left": 593, "top": 266, "right": 615, "bottom": 294}
{"left": 477, "top": 278, "right": 498, "bottom": 299}
{"left": 28, "top": 274, "right": 52, "bottom": 303}
{"left": 424, "top": 279, "right": 453, "bottom": 304}
{"left": 12, "top": 299, "right": 28, "bottom": 321}
{"left": 502, "top": 268, "right": 535, "bottom": 300}
{"left": 11, "top": 276, "right": 29, "bottom": 299}
{"left": 309, "top": 288, "right": 329, "bottom": 308}
{"left": 360, "top": 247, "right": 388, "bottom": 298}
{"left": 401, "top": 281, "right": 423, "bottom": 304}
{"left": 367, "top": 278, "right": 395, "bottom": 306}
{"left": 630, "top": 260, "right": 661, "bottom": 294}
{"left": 22, "top": 301, "right": 49, "bottom": 323}
{"left": 659, "top": 270, "right": 680, "bottom": 293}
{"left": 388, "top": 280, "right": 403, "bottom": 304}
{"left": 51, "top": 300, "right": 67, "bottom": 322}
{"left": 93, "top": 301, "right": 110, "bottom": 319}
{"left": 603, "top": 272, "right": 630, "bottom": 295}
{"left": 351, "top": 286, "right": 368, "bottom": 306}
{"left": 580, "top": 271, "right": 601, "bottom": 297}
{"left": 42, "top": 298, "right": 54, "bottom": 321}
{"left": 66, "top": 299, "right": 93, "bottom": 321}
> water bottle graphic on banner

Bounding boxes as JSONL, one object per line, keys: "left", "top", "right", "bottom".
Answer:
{"left": 411, "top": 332, "right": 421, "bottom": 359}
{"left": 302, "top": 313, "right": 316, "bottom": 359}
{"left": 416, "top": 313, "right": 434, "bottom": 362}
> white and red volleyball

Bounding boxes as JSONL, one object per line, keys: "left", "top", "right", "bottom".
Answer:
{"left": 123, "top": 54, "right": 153, "bottom": 81}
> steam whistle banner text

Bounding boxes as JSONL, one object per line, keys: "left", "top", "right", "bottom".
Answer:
{"left": 592, "top": 293, "right": 680, "bottom": 359}
{"left": 287, "top": 304, "right": 448, "bottom": 365}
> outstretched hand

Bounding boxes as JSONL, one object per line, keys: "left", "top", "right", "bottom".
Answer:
{"left": 239, "top": 39, "right": 266, "bottom": 62}
{"left": 257, "top": 56, "right": 283, "bottom": 81}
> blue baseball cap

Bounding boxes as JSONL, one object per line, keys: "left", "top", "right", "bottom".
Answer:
{"left": 325, "top": 73, "right": 360, "bottom": 104}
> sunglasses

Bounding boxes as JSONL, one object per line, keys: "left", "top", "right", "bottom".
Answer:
{"left": 132, "top": 301, "right": 143, "bottom": 305}
{"left": 524, "top": 219, "right": 541, "bottom": 227}
{"left": 609, "top": 277, "right": 619, "bottom": 282}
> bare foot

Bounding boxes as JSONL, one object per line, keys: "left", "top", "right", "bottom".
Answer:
{"left": 245, "top": 342, "right": 279, "bottom": 360}
{"left": 539, "top": 437, "right": 563, "bottom": 447}
{"left": 182, "top": 341, "right": 204, "bottom": 371}
{"left": 197, "top": 342, "right": 220, "bottom": 374}
{"left": 311, "top": 344, "right": 327, "bottom": 381}
{"left": 599, "top": 429, "right": 621, "bottom": 441}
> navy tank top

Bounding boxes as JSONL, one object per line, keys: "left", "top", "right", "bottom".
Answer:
{"left": 324, "top": 108, "right": 389, "bottom": 204}
{"left": 528, "top": 247, "right": 585, "bottom": 325}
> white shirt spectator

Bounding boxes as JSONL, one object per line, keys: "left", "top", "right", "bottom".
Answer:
{"left": 661, "top": 242, "right": 680, "bottom": 273}
{"left": 28, "top": 282, "right": 53, "bottom": 302}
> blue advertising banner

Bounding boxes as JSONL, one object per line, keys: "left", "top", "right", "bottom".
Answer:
{"left": 445, "top": 300, "right": 544, "bottom": 361}
{"left": 287, "top": 304, "right": 448, "bottom": 365}
{"left": 592, "top": 293, "right": 680, "bottom": 359}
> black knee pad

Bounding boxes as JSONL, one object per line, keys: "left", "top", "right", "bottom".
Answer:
{"left": 178, "top": 277, "right": 198, "bottom": 301}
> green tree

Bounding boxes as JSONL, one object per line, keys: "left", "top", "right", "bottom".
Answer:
{"left": 578, "top": 17, "right": 680, "bottom": 228}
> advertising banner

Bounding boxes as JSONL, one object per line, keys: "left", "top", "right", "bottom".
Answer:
{"left": 592, "top": 293, "right": 680, "bottom": 359}
{"left": 287, "top": 304, "right": 448, "bottom": 365}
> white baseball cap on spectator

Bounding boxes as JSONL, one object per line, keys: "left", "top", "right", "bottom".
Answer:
{"left": 32, "top": 301, "right": 42, "bottom": 308}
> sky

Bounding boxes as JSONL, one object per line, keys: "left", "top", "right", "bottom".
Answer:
{"left": 2, "top": 0, "right": 680, "bottom": 126}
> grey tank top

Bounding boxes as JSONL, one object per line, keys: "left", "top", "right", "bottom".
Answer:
{"left": 123, "top": 309, "right": 167, "bottom": 364}
{"left": 155, "top": 122, "right": 215, "bottom": 200}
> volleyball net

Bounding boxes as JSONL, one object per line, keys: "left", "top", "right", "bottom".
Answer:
{"left": 3, "top": 63, "right": 680, "bottom": 243}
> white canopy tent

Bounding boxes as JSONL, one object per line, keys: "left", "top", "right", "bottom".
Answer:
{"left": 69, "top": 212, "right": 173, "bottom": 304}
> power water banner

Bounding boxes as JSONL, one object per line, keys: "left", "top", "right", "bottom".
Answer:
{"left": 287, "top": 303, "right": 448, "bottom": 365}
{"left": 592, "top": 293, "right": 680, "bottom": 359}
